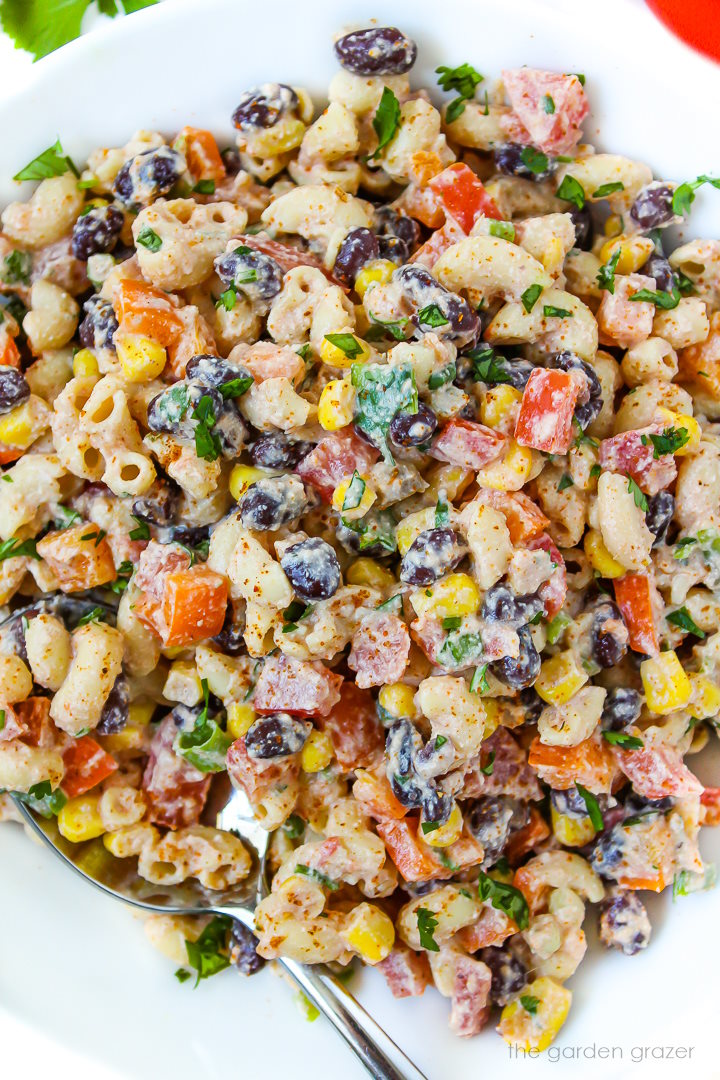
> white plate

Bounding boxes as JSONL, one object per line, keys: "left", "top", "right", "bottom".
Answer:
{"left": 1, "top": 2, "right": 719, "bottom": 1077}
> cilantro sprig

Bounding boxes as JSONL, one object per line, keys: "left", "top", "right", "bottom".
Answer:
{"left": 367, "top": 87, "right": 401, "bottom": 160}
{"left": 0, "top": 1, "right": 159, "bottom": 63}
{"left": 435, "top": 62, "right": 484, "bottom": 123}
{"left": 416, "top": 907, "right": 440, "bottom": 951}
{"left": 672, "top": 174, "right": 720, "bottom": 217}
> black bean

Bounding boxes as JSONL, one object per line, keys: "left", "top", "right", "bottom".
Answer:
{"left": 590, "top": 599, "right": 628, "bottom": 669}
{"left": 601, "top": 687, "right": 641, "bottom": 732}
{"left": 394, "top": 265, "right": 480, "bottom": 346}
{"left": 229, "top": 919, "right": 265, "bottom": 975}
{"left": 71, "top": 205, "right": 124, "bottom": 261}
{"left": 400, "top": 527, "right": 467, "bottom": 586}
{"left": 112, "top": 146, "right": 186, "bottom": 211}
{"left": 165, "top": 524, "right": 211, "bottom": 549}
{"left": 639, "top": 252, "right": 676, "bottom": 294}
{"left": 551, "top": 786, "right": 606, "bottom": 817}
{"left": 491, "top": 625, "right": 541, "bottom": 689}
{"left": 630, "top": 183, "right": 675, "bottom": 230}
{"left": 213, "top": 600, "right": 247, "bottom": 656}
{"left": 466, "top": 796, "right": 529, "bottom": 866}
{"left": 482, "top": 584, "right": 544, "bottom": 628}
{"left": 214, "top": 243, "right": 284, "bottom": 303}
{"left": 238, "top": 475, "right": 308, "bottom": 531}
{"left": 623, "top": 792, "right": 674, "bottom": 817}
{"left": 589, "top": 824, "right": 627, "bottom": 879}
{"left": 185, "top": 354, "right": 242, "bottom": 388}
{"left": 232, "top": 84, "right": 299, "bottom": 131}
{"left": 569, "top": 203, "right": 594, "bottom": 251}
{"left": 147, "top": 383, "right": 223, "bottom": 441}
{"left": 493, "top": 143, "right": 555, "bottom": 182}
{"left": 549, "top": 350, "right": 602, "bottom": 430}
{"left": 245, "top": 713, "right": 310, "bottom": 759}
{"left": 131, "top": 477, "right": 179, "bottom": 527}
{"left": 79, "top": 295, "right": 118, "bottom": 351}
{"left": 480, "top": 944, "right": 528, "bottom": 1006}
{"left": 335, "top": 521, "right": 392, "bottom": 560}
{"left": 519, "top": 686, "right": 543, "bottom": 724}
{"left": 334, "top": 27, "right": 417, "bottom": 76}
{"left": 388, "top": 402, "right": 438, "bottom": 448}
{"left": 333, "top": 228, "right": 380, "bottom": 286}
{"left": 375, "top": 207, "right": 421, "bottom": 254}
{"left": 96, "top": 674, "right": 130, "bottom": 735}
{"left": 385, "top": 720, "right": 451, "bottom": 824}
{"left": 0, "top": 367, "right": 30, "bottom": 414}
{"left": 280, "top": 537, "right": 341, "bottom": 601}
{"left": 645, "top": 491, "right": 675, "bottom": 546}
{"left": 214, "top": 404, "right": 249, "bottom": 458}
{"left": 377, "top": 235, "right": 410, "bottom": 264}
{"left": 599, "top": 892, "right": 651, "bottom": 956}
{"left": 421, "top": 787, "right": 453, "bottom": 826}
{"left": 250, "top": 434, "right": 312, "bottom": 470}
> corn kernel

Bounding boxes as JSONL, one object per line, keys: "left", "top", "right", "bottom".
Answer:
{"left": 690, "top": 674, "right": 720, "bottom": 719}
{"left": 341, "top": 902, "right": 395, "bottom": 964}
{"left": 129, "top": 701, "right": 156, "bottom": 726}
{"left": 301, "top": 728, "right": 334, "bottom": 773}
{"left": 57, "top": 793, "right": 105, "bottom": 843}
{"left": 481, "top": 385, "right": 523, "bottom": 431}
{"left": 378, "top": 682, "right": 416, "bottom": 719}
{"left": 599, "top": 234, "right": 654, "bottom": 274}
{"left": 116, "top": 334, "right": 167, "bottom": 381}
{"left": 320, "top": 334, "right": 372, "bottom": 369}
{"left": 535, "top": 650, "right": 589, "bottom": 705}
{"left": 332, "top": 474, "right": 376, "bottom": 520}
{"left": 229, "top": 463, "right": 269, "bottom": 502}
{"left": 541, "top": 236, "right": 565, "bottom": 274}
{"left": 498, "top": 977, "right": 572, "bottom": 1052}
{"left": 318, "top": 379, "right": 355, "bottom": 431}
{"left": 163, "top": 661, "right": 203, "bottom": 705}
{"left": 354, "top": 259, "right": 396, "bottom": 300}
{"left": 0, "top": 400, "right": 37, "bottom": 449}
{"left": 226, "top": 702, "right": 256, "bottom": 740}
{"left": 396, "top": 506, "right": 436, "bottom": 555}
{"left": 584, "top": 528, "right": 625, "bottom": 579}
{"left": 551, "top": 805, "right": 596, "bottom": 847}
{"left": 101, "top": 722, "right": 148, "bottom": 753}
{"left": 72, "top": 348, "right": 99, "bottom": 377}
{"left": 346, "top": 558, "right": 397, "bottom": 591}
{"left": 411, "top": 572, "right": 481, "bottom": 619}
{"left": 421, "top": 801, "right": 463, "bottom": 847}
{"left": 482, "top": 698, "right": 500, "bottom": 738}
{"left": 656, "top": 406, "right": 701, "bottom": 456}
{"left": 424, "top": 463, "right": 474, "bottom": 504}
{"left": 604, "top": 214, "right": 623, "bottom": 238}
{"left": 641, "top": 650, "right": 692, "bottom": 714}
{"left": 252, "top": 118, "right": 306, "bottom": 156}
{"left": 476, "top": 440, "right": 532, "bottom": 491}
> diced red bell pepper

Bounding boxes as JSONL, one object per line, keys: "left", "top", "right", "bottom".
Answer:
{"left": 296, "top": 428, "right": 379, "bottom": 501}
{"left": 16, "top": 696, "right": 56, "bottom": 748}
{"left": 347, "top": 613, "right": 411, "bottom": 689}
{"left": 61, "top": 736, "right": 118, "bottom": 798}
{"left": 456, "top": 905, "right": 517, "bottom": 953}
{"left": 528, "top": 734, "right": 618, "bottom": 794}
{"left": 450, "top": 954, "right": 492, "bottom": 1038}
{"left": 527, "top": 533, "right": 567, "bottom": 619}
{"left": 113, "top": 279, "right": 184, "bottom": 346}
{"left": 428, "top": 162, "right": 503, "bottom": 231}
{"left": 376, "top": 817, "right": 445, "bottom": 882}
{"left": 501, "top": 69, "right": 589, "bottom": 155}
{"left": 613, "top": 573, "right": 659, "bottom": 656}
{"left": 430, "top": 418, "right": 506, "bottom": 470}
{"left": 253, "top": 655, "right": 343, "bottom": 718}
{"left": 610, "top": 741, "right": 704, "bottom": 800}
{"left": 176, "top": 126, "right": 226, "bottom": 182}
{"left": 482, "top": 491, "right": 550, "bottom": 544}
{"left": 393, "top": 183, "right": 445, "bottom": 229}
{"left": 599, "top": 428, "right": 677, "bottom": 496}
{"left": 701, "top": 787, "right": 720, "bottom": 826}
{"left": 319, "top": 683, "right": 384, "bottom": 770}
{"left": 515, "top": 367, "right": 580, "bottom": 454}
{"left": 226, "top": 736, "right": 299, "bottom": 804}
{"left": 409, "top": 219, "right": 466, "bottom": 269}
{"left": 376, "top": 945, "right": 431, "bottom": 998}
{"left": 468, "top": 728, "right": 542, "bottom": 801}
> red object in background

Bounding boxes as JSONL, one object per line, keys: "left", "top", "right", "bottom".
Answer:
{"left": 646, "top": 0, "right": 720, "bottom": 63}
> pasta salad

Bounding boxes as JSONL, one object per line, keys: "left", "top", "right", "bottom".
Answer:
{"left": 0, "top": 20, "right": 719, "bottom": 1052}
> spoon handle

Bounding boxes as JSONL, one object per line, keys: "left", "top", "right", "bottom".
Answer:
{"left": 277, "top": 957, "right": 428, "bottom": 1080}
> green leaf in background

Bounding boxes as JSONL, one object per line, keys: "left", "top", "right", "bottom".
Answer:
{"left": 0, "top": 0, "right": 158, "bottom": 62}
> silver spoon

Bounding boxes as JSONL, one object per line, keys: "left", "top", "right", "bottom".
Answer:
{"left": 10, "top": 786, "right": 427, "bottom": 1080}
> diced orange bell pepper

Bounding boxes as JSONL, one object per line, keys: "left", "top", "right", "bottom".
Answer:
{"left": 613, "top": 573, "right": 659, "bottom": 655}
{"left": 352, "top": 769, "right": 408, "bottom": 820}
{"left": 456, "top": 906, "right": 517, "bottom": 952}
{"left": 393, "top": 183, "right": 445, "bottom": 229}
{"left": 428, "top": 162, "right": 503, "bottom": 230}
{"left": 701, "top": 787, "right": 720, "bottom": 827}
{"left": 515, "top": 368, "right": 580, "bottom": 454}
{"left": 615, "top": 872, "right": 667, "bottom": 892}
{"left": 176, "top": 126, "right": 226, "bottom": 182}
{"left": 61, "top": 736, "right": 118, "bottom": 798}
{"left": 376, "top": 817, "right": 444, "bottom": 882}
{"left": 513, "top": 863, "right": 547, "bottom": 913}
{"left": 528, "top": 734, "right": 617, "bottom": 794}
{"left": 16, "top": 696, "right": 55, "bottom": 747}
{"left": 678, "top": 311, "right": 720, "bottom": 402}
{"left": 160, "top": 564, "right": 228, "bottom": 647}
{"left": 36, "top": 524, "right": 117, "bottom": 593}
{"left": 113, "top": 279, "right": 184, "bottom": 347}
{"left": 483, "top": 491, "right": 550, "bottom": 544}
{"left": 0, "top": 331, "right": 21, "bottom": 369}
{"left": 505, "top": 806, "right": 551, "bottom": 866}
{"left": 0, "top": 447, "right": 22, "bottom": 466}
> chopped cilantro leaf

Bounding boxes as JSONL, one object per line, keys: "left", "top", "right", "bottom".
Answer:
{"left": 367, "top": 87, "right": 402, "bottom": 160}
{"left": 520, "top": 283, "right": 543, "bottom": 313}
{"left": 416, "top": 907, "right": 440, "bottom": 951}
